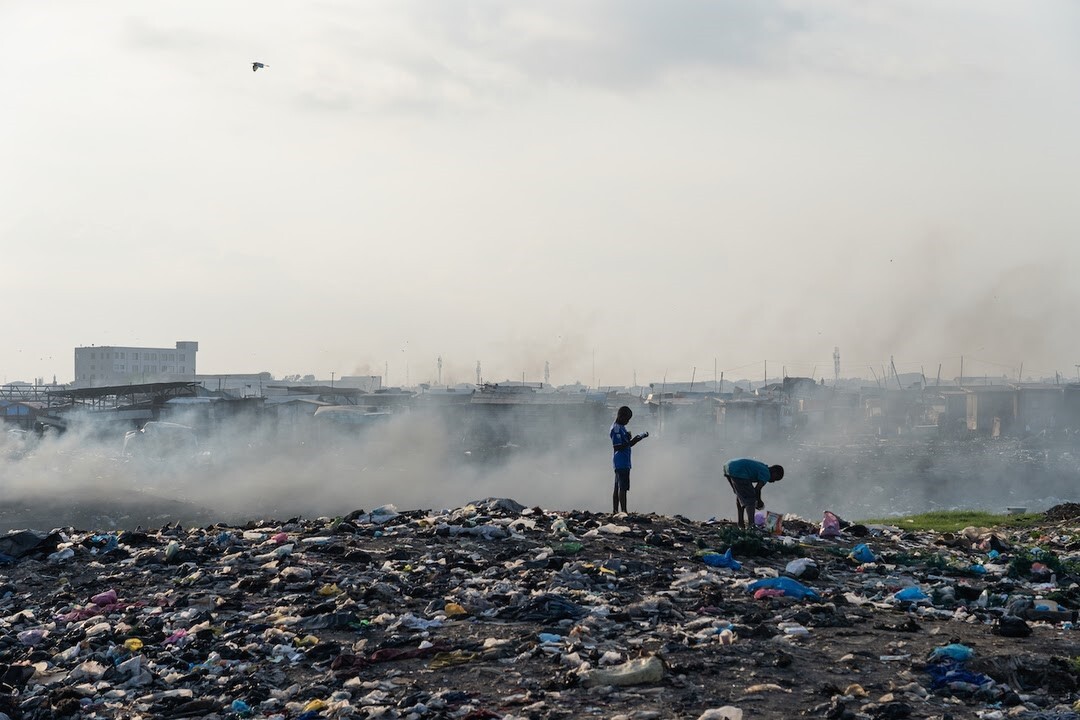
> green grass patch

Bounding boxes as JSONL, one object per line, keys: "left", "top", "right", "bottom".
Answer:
{"left": 857, "top": 510, "right": 1044, "bottom": 533}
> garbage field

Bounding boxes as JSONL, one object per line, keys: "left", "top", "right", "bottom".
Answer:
{"left": 2, "top": 499, "right": 1080, "bottom": 719}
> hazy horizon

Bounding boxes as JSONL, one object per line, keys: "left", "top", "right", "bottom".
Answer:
{"left": 4, "top": 1, "right": 1078, "bottom": 386}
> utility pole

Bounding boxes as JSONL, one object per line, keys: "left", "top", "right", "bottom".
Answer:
{"left": 330, "top": 371, "right": 335, "bottom": 388}
{"left": 437, "top": 356, "right": 443, "bottom": 385}
{"left": 544, "top": 361, "right": 550, "bottom": 386}
{"left": 833, "top": 346, "right": 840, "bottom": 386}
{"left": 476, "top": 361, "right": 481, "bottom": 386}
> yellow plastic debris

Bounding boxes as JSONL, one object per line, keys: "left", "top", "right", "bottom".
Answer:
{"left": 317, "top": 584, "right": 341, "bottom": 596}
{"left": 429, "top": 650, "right": 476, "bottom": 669}
{"left": 294, "top": 635, "right": 319, "bottom": 647}
{"left": 444, "top": 602, "right": 467, "bottom": 617}
{"left": 124, "top": 638, "right": 143, "bottom": 652}
{"left": 302, "top": 699, "right": 327, "bottom": 712}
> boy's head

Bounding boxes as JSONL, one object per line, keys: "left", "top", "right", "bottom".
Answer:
{"left": 616, "top": 406, "right": 633, "bottom": 425}
{"left": 769, "top": 465, "right": 785, "bottom": 482}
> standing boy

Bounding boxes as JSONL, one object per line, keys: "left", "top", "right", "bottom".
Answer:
{"left": 610, "top": 405, "right": 648, "bottom": 514}
{"left": 723, "top": 458, "right": 784, "bottom": 529}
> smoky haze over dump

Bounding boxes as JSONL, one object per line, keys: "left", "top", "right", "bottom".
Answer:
{"left": 2, "top": 397, "right": 1078, "bottom": 533}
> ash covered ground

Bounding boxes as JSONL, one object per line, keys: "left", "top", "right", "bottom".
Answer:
{"left": 2, "top": 498, "right": 1080, "bottom": 719}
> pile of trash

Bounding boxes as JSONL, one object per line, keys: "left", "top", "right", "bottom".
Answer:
{"left": 0, "top": 498, "right": 1079, "bottom": 719}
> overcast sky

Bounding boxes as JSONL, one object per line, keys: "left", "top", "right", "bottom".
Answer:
{"left": 3, "top": 1, "right": 1079, "bottom": 386}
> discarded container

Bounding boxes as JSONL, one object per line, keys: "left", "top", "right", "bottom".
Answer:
{"left": 785, "top": 557, "right": 819, "bottom": 580}
{"left": 581, "top": 655, "right": 664, "bottom": 687}
{"left": 764, "top": 511, "right": 784, "bottom": 535}
{"left": 778, "top": 621, "right": 809, "bottom": 636}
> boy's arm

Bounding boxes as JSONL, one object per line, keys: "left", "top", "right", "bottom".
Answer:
{"left": 754, "top": 481, "right": 766, "bottom": 508}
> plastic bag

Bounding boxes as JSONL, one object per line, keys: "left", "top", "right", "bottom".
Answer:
{"left": 894, "top": 586, "right": 929, "bottom": 602}
{"left": 849, "top": 544, "right": 877, "bottom": 563}
{"left": 819, "top": 511, "right": 841, "bottom": 538}
{"left": 702, "top": 548, "right": 742, "bottom": 570}
{"left": 929, "top": 643, "right": 973, "bottom": 662}
{"left": 747, "top": 576, "right": 820, "bottom": 600}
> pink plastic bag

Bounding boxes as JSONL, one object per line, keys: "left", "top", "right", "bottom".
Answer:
{"left": 754, "top": 588, "right": 787, "bottom": 600}
{"left": 820, "top": 511, "right": 841, "bottom": 538}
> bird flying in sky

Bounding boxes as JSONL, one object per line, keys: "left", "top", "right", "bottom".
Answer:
{"left": 252, "top": 62, "right": 268, "bottom": 72}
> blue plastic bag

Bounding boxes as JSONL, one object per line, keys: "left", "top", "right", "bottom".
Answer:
{"left": 702, "top": 548, "right": 742, "bottom": 570}
{"left": 894, "top": 586, "right": 929, "bottom": 602}
{"left": 927, "top": 661, "right": 992, "bottom": 690}
{"left": 231, "top": 699, "right": 252, "bottom": 716}
{"left": 747, "top": 576, "right": 820, "bottom": 600}
{"left": 929, "top": 643, "right": 973, "bottom": 662}
{"left": 850, "top": 544, "right": 877, "bottom": 563}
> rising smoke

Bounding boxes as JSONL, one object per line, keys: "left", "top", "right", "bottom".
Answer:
{"left": 2, "top": 399, "right": 1078, "bottom": 533}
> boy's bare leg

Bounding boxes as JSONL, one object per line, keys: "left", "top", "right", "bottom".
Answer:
{"left": 736, "top": 500, "right": 746, "bottom": 529}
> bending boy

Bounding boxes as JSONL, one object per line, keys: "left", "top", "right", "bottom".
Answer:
{"left": 723, "top": 458, "right": 784, "bottom": 529}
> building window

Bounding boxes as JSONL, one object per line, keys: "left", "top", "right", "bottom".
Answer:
{"left": 90, "top": 365, "right": 95, "bottom": 370}
{"left": 169, "top": 353, "right": 175, "bottom": 361}
{"left": 121, "top": 352, "right": 125, "bottom": 359}
{"left": 181, "top": 367, "right": 186, "bottom": 373}
{"left": 91, "top": 352, "right": 96, "bottom": 359}
{"left": 180, "top": 354, "right": 186, "bottom": 361}
{"left": 133, "top": 352, "right": 139, "bottom": 360}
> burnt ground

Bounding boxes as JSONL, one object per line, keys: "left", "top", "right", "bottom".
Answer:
{"left": 0, "top": 500, "right": 1078, "bottom": 719}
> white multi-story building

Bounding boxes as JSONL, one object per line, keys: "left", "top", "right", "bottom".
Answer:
{"left": 73, "top": 341, "right": 199, "bottom": 387}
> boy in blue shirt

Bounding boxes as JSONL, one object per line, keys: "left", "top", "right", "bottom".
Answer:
{"left": 723, "top": 458, "right": 784, "bottom": 529}
{"left": 610, "top": 406, "right": 648, "bottom": 514}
